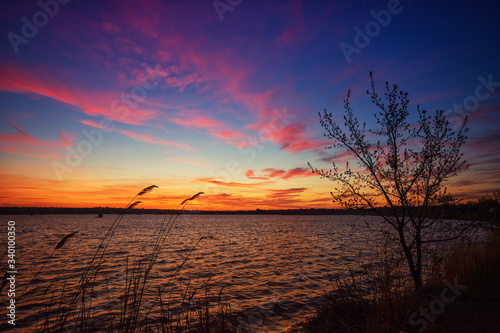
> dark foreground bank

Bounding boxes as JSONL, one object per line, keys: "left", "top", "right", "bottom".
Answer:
{"left": 301, "top": 228, "right": 500, "bottom": 333}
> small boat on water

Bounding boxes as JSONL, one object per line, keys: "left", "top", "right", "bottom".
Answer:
{"left": 98, "top": 213, "right": 103, "bottom": 218}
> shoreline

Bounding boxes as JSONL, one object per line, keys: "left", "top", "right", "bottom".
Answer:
{"left": 301, "top": 227, "right": 500, "bottom": 332}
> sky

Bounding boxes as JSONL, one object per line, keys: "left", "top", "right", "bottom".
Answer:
{"left": 0, "top": 0, "right": 499, "bottom": 210}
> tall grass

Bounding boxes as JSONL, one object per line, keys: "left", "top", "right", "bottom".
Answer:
{"left": 429, "top": 227, "right": 500, "bottom": 286}
{"left": 18, "top": 231, "right": 78, "bottom": 298}
{"left": 302, "top": 224, "right": 499, "bottom": 333}
{"left": 302, "top": 241, "right": 417, "bottom": 333}
{"left": 15, "top": 186, "right": 246, "bottom": 332}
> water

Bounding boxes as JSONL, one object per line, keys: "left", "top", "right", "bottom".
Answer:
{"left": 0, "top": 214, "right": 384, "bottom": 332}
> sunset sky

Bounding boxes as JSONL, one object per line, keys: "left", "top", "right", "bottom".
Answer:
{"left": 0, "top": 0, "right": 499, "bottom": 210}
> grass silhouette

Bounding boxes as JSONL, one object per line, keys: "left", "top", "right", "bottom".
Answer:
{"left": 14, "top": 186, "right": 246, "bottom": 332}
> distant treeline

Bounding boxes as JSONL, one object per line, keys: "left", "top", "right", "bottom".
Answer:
{"left": 0, "top": 206, "right": 354, "bottom": 216}
{"left": 0, "top": 198, "right": 498, "bottom": 224}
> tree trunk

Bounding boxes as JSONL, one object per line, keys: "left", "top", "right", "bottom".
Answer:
{"left": 398, "top": 228, "right": 421, "bottom": 289}
{"left": 415, "top": 228, "right": 423, "bottom": 290}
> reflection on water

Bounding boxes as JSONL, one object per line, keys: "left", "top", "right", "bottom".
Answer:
{"left": 0, "top": 214, "right": 384, "bottom": 332}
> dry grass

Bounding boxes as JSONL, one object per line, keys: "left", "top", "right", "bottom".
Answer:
{"left": 302, "top": 242, "right": 417, "bottom": 333}
{"left": 429, "top": 227, "right": 500, "bottom": 287}
{"left": 13, "top": 185, "right": 246, "bottom": 332}
{"left": 303, "top": 225, "right": 500, "bottom": 333}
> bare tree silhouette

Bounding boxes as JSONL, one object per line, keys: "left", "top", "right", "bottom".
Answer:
{"left": 309, "top": 73, "right": 470, "bottom": 289}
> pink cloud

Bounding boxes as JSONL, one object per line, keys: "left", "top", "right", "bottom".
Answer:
{"left": 0, "top": 63, "right": 158, "bottom": 126}
{"left": 169, "top": 111, "right": 225, "bottom": 129}
{"left": 0, "top": 120, "right": 72, "bottom": 159}
{"left": 0, "top": 64, "right": 78, "bottom": 105}
{"left": 196, "top": 178, "right": 277, "bottom": 189}
{"left": 276, "top": 1, "right": 305, "bottom": 46}
{"left": 469, "top": 106, "right": 500, "bottom": 126}
{"left": 1, "top": 0, "right": 336, "bottom": 157}
{"left": 3, "top": 2, "right": 293, "bottom": 153}
{"left": 245, "top": 107, "right": 329, "bottom": 153}
{"left": 199, "top": 192, "right": 309, "bottom": 210}
{"left": 245, "top": 169, "right": 269, "bottom": 180}
{"left": 269, "top": 123, "right": 328, "bottom": 153}
{"left": 280, "top": 167, "right": 314, "bottom": 180}
{"left": 244, "top": 167, "right": 314, "bottom": 181}
{"left": 320, "top": 150, "right": 353, "bottom": 164}
{"left": 8, "top": 119, "right": 33, "bottom": 138}
{"left": 162, "top": 73, "right": 204, "bottom": 92}
{"left": 79, "top": 120, "right": 112, "bottom": 130}
{"left": 79, "top": 120, "right": 192, "bottom": 151}
{"left": 261, "top": 168, "right": 286, "bottom": 178}
{"left": 210, "top": 130, "right": 246, "bottom": 140}
{"left": 117, "top": 129, "right": 193, "bottom": 151}
{"left": 194, "top": 177, "right": 311, "bottom": 208}
{"left": 266, "top": 187, "right": 307, "bottom": 199}
{"left": 59, "top": 131, "right": 76, "bottom": 147}
{"left": 168, "top": 110, "right": 253, "bottom": 146}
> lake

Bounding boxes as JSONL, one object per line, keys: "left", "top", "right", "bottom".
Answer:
{"left": 1, "top": 214, "right": 389, "bottom": 332}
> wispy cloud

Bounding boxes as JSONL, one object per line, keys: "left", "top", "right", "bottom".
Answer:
{"left": 169, "top": 111, "right": 225, "bottom": 129}
{"left": 118, "top": 129, "right": 193, "bottom": 151}
{"left": 266, "top": 187, "right": 307, "bottom": 199}
{"left": 196, "top": 178, "right": 277, "bottom": 189}
{"left": 0, "top": 63, "right": 158, "bottom": 125}
{"left": 80, "top": 120, "right": 193, "bottom": 151}
{"left": 0, "top": 120, "right": 72, "bottom": 159}
{"left": 245, "top": 167, "right": 314, "bottom": 181}
{"left": 245, "top": 169, "right": 269, "bottom": 180}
